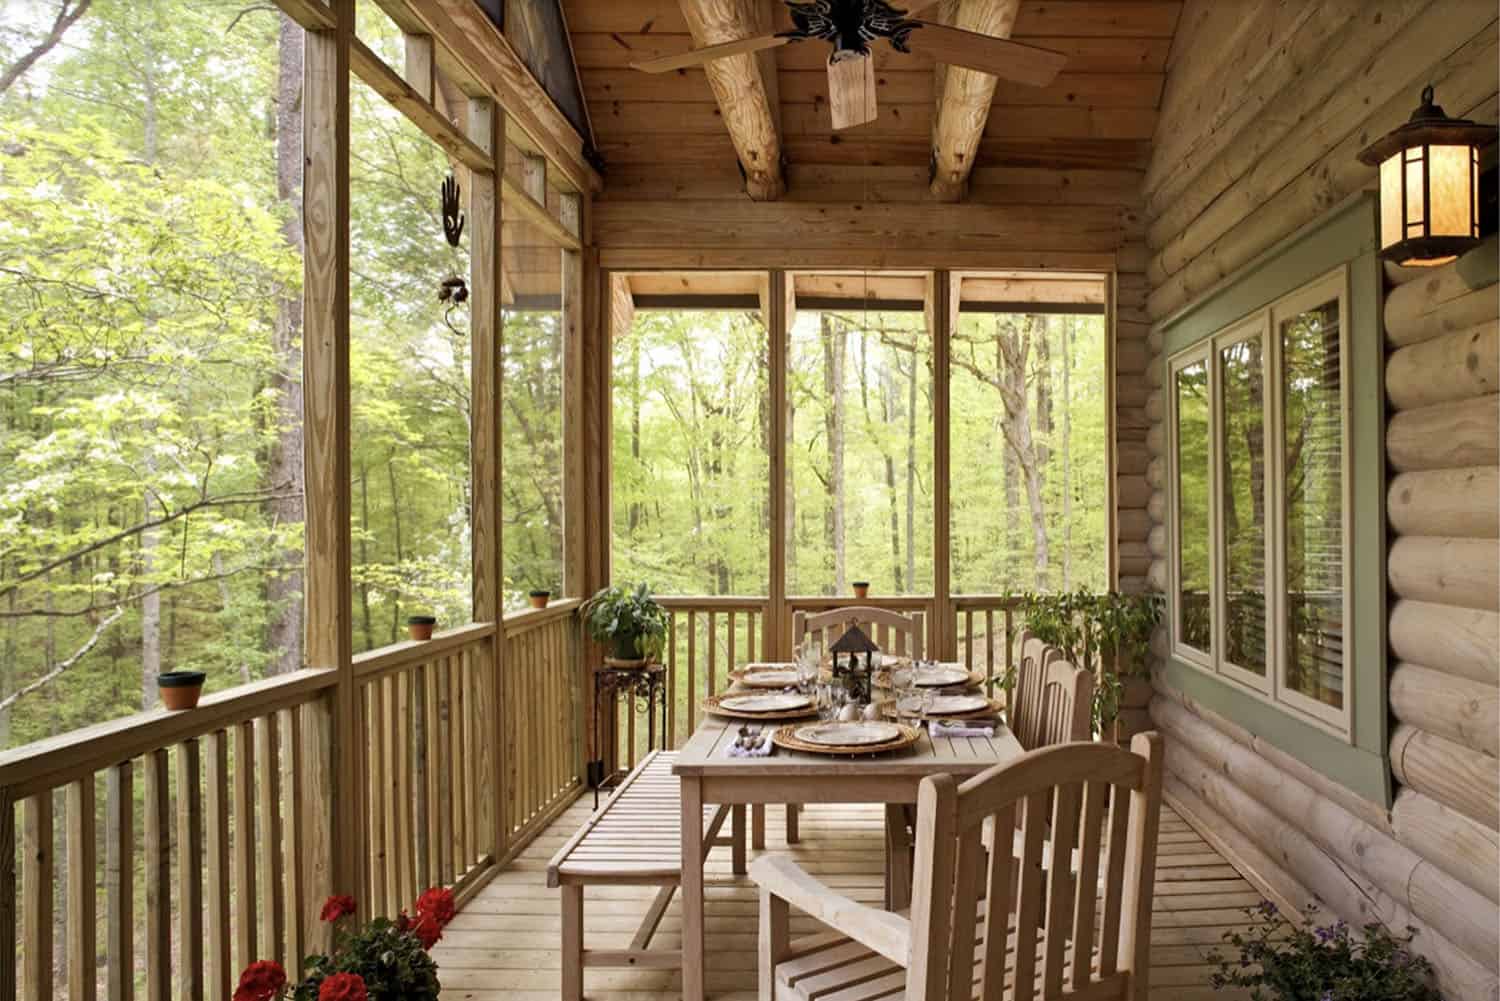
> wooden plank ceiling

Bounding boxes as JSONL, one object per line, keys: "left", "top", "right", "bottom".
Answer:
{"left": 563, "top": 0, "right": 1181, "bottom": 204}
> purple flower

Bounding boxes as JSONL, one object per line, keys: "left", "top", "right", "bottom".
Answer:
{"left": 1255, "top": 900, "right": 1279, "bottom": 918}
{"left": 1320, "top": 992, "right": 1334, "bottom": 1001}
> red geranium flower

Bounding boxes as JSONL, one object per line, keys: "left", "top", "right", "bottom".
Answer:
{"left": 317, "top": 972, "right": 368, "bottom": 1001}
{"left": 414, "top": 886, "right": 456, "bottom": 927}
{"left": 410, "top": 912, "right": 444, "bottom": 950}
{"left": 319, "top": 894, "right": 357, "bottom": 922}
{"left": 233, "top": 960, "right": 288, "bottom": 1001}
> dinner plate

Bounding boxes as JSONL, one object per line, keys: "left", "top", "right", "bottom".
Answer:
{"left": 912, "top": 667, "right": 972, "bottom": 687}
{"left": 719, "top": 693, "right": 811, "bottom": 713}
{"left": 736, "top": 668, "right": 803, "bottom": 688}
{"left": 899, "top": 694, "right": 989, "bottom": 715}
{"left": 794, "top": 721, "right": 902, "bottom": 747}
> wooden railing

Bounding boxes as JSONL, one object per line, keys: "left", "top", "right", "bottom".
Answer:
{"left": 0, "top": 669, "right": 338, "bottom": 1001}
{"left": 0, "top": 605, "right": 589, "bottom": 1001}
{"left": 501, "top": 600, "right": 584, "bottom": 848}
{"left": 953, "top": 594, "right": 1024, "bottom": 687}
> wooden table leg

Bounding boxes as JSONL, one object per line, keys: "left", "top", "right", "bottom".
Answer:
{"left": 883, "top": 804, "right": 913, "bottom": 911}
{"left": 561, "top": 883, "right": 583, "bottom": 1001}
{"left": 681, "top": 776, "right": 705, "bottom": 1001}
{"left": 751, "top": 803, "right": 766, "bottom": 850}
{"left": 731, "top": 804, "right": 747, "bottom": 874}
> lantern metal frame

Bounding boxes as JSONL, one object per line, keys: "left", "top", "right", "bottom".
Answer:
{"left": 1357, "top": 84, "right": 1497, "bottom": 265}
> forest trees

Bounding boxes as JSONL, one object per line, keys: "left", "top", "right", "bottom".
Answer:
{"left": 611, "top": 299, "right": 1108, "bottom": 600}
{"left": 0, "top": 0, "right": 569, "bottom": 749}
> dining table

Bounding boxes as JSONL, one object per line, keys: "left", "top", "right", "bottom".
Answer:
{"left": 672, "top": 707, "right": 1023, "bottom": 1001}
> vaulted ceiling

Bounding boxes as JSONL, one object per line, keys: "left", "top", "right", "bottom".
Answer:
{"left": 561, "top": 0, "right": 1182, "bottom": 203}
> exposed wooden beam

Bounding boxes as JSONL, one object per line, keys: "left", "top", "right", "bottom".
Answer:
{"left": 929, "top": 0, "right": 1021, "bottom": 201}
{"left": 679, "top": 0, "right": 786, "bottom": 201}
{"left": 350, "top": 37, "right": 492, "bottom": 173}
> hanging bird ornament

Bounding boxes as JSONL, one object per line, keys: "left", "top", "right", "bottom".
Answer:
{"left": 441, "top": 172, "right": 465, "bottom": 247}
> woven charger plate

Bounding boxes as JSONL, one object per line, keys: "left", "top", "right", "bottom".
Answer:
{"left": 702, "top": 694, "right": 817, "bottom": 722}
{"left": 876, "top": 696, "right": 1004, "bottom": 722}
{"left": 873, "top": 667, "right": 984, "bottom": 690}
{"left": 771, "top": 722, "right": 922, "bottom": 756}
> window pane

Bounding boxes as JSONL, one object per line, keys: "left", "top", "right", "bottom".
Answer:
{"left": 787, "top": 302, "right": 932, "bottom": 595}
{"left": 1219, "top": 338, "right": 1267, "bottom": 674}
{"left": 350, "top": 78, "right": 473, "bottom": 651}
{"left": 1175, "top": 362, "right": 1212, "bottom": 653}
{"left": 1282, "top": 299, "right": 1343, "bottom": 709}
{"left": 611, "top": 308, "right": 769, "bottom": 595}
{"left": 951, "top": 311, "right": 1109, "bottom": 593}
{"left": 501, "top": 214, "right": 565, "bottom": 611}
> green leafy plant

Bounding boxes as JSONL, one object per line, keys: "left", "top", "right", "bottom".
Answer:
{"left": 1014, "top": 589, "right": 1162, "bottom": 732}
{"left": 1208, "top": 902, "right": 1440, "bottom": 1001}
{"left": 582, "top": 582, "right": 669, "bottom": 662}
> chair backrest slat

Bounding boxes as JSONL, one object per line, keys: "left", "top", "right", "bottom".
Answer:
{"left": 793, "top": 606, "right": 926, "bottom": 661}
{"left": 1011, "top": 640, "right": 1093, "bottom": 750}
{"left": 907, "top": 734, "right": 1165, "bottom": 1001}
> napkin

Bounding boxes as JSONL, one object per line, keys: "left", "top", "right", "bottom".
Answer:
{"left": 929, "top": 719, "right": 997, "bottom": 738}
{"left": 724, "top": 737, "right": 774, "bottom": 757}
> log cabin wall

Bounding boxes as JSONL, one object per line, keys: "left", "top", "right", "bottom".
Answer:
{"left": 566, "top": 0, "right": 1181, "bottom": 606}
{"left": 1139, "top": 4, "right": 1499, "bottom": 1000}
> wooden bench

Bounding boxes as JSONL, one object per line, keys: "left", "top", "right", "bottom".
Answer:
{"left": 547, "top": 750, "right": 741, "bottom": 1001}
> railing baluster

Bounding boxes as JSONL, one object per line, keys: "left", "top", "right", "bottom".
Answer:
{"left": 367, "top": 681, "right": 386, "bottom": 913}
{"left": 667, "top": 611, "right": 678, "bottom": 748}
{"left": 1, "top": 789, "right": 16, "bottom": 1001}
{"left": 177, "top": 738, "right": 204, "bottom": 1001}
{"left": 23, "top": 791, "right": 53, "bottom": 1001}
{"left": 412, "top": 664, "right": 430, "bottom": 890}
{"left": 281, "top": 709, "right": 304, "bottom": 971}
{"left": 206, "top": 733, "right": 231, "bottom": 1001}
{"left": 106, "top": 763, "right": 132, "bottom": 1001}
{"left": 395, "top": 672, "right": 413, "bottom": 904}
{"left": 67, "top": 776, "right": 96, "bottom": 1001}
{"left": 728, "top": 611, "right": 737, "bottom": 680}
{"left": 985, "top": 609, "right": 995, "bottom": 682}
{"left": 707, "top": 612, "right": 717, "bottom": 698}
{"left": 254, "top": 716, "right": 284, "bottom": 967}
{"left": 436, "top": 660, "right": 452, "bottom": 886}
{"left": 452, "top": 654, "right": 469, "bottom": 876}
{"left": 231, "top": 724, "right": 255, "bottom": 971}
{"left": 687, "top": 611, "right": 697, "bottom": 735}
{"left": 146, "top": 749, "right": 172, "bottom": 1001}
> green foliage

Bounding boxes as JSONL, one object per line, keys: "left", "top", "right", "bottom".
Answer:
{"left": 582, "top": 583, "right": 668, "bottom": 661}
{"left": 294, "top": 920, "right": 440, "bottom": 1001}
{"left": 1208, "top": 903, "right": 1440, "bottom": 1001}
{"left": 1015, "top": 589, "right": 1162, "bottom": 730}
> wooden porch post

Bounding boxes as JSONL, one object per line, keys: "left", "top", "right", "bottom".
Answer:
{"left": 931, "top": 271, "right": 955, "bottom": 660}
{"left": 767, "top": 270, "right": 789, "bottom": 657}
{"left": 467, "top": 96, "right": 507, "bottom": 861}
{"left": 562, "top": 194, "right": 587, "bottom": 598}
{"left": 301, "top": 0, "right": 355, "bottom": 933}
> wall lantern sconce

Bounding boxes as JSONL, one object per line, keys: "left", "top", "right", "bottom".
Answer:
{"left": 1357, "top": 84, "right": 1497, "bottom": 267}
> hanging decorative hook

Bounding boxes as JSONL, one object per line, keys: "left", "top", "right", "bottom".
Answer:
{"left": 441, "top": 172, "right": 465, "bottom": 247}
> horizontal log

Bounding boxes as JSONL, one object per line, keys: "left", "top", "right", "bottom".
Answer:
{"left": 1387, "top": 321, "right": 1499, "bottom": 410}
{"left": 1388, "top": 600, "right": 1500, "bottom": 686}
{"left": 1390, "top": 723, "right": 1500, "bottom": 830}
{"left": 1386, "top": 395, "right": 1499, "bottom": 473}
{"left": 1118, "top": 541, "right": 1151, "bottom": 577}
{"left": 1145, "top": 423, "right": 1163, "bottom": 457}
{"left": 1386, "top": 243, "right": 1500, "bottom": 348}
{"left": 1161, "top": 722, "right": 1500, "bottom": 1000}
{"left": 1146, "top": 490, "right": 1165, "bottom": 523}
{"left": 1117, "top": 509, "right": 1152, "bottom": 540}
{"left": 1145, "top": 456, "right": 1164, "bottom": 489}
{"left": 1155, "top": 696, "right": 1500, "bottom": 968}
{"left": 1391, "top": 787, "right": 1500, "bottom": 905}
{"left": 1146, "top": 558, "right": 1167, "bottom": 593}
{"left": 1388, "top": 467, "right": 1500, "bottom": 539}
{"left": 1117, "top": 441, "right": 1150, "bottom": 475}
{"left": 1390, "top": 662, "right": 1499, "bottom": 757}
{"left": 1116, "top": 377, "right": 1151, "bottom": 408}
{"left": 1116, "top": 575, "right": 1149, "bottom": 594}
{"left": 1385, "top": 259, "right": 1434, "bottom": 287}
{"left": 1144, "top": 389, "right": 1162, "bottom": 422}
{"left": 1116, "top": 475, "right": 1151, "bottom": 508}
{"left": 1388, "top": 536, "right": 1500, "bottom": 612}
{"left": 1147, "top": 32, "right": 1498, "bottom": 319}
{"left": 1147, "top": 524, "right": 1166, "bottom": 558}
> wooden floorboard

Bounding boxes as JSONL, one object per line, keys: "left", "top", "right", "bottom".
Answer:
{"left": 433, "top": 801, "right": 1255, "bottom": 999}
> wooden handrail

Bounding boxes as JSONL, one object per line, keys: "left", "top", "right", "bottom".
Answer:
{"left": 503, "top": 597, "right": 582, "bottom": 635}
{"left": 655, "top": 595, "right": 769, "bottom": 610}
{"left": 352, "top": 622, "right": 497, "bottom": 681}
{"left": 787, "top": 595, "right": 934, "bottom": 611}
{"left": 0, "top": 669, "right": 335, "bottom": 799}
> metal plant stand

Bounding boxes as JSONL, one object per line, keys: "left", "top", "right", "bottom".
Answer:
{"left": 588, "top": 662, "right": 668, "bottom": 807}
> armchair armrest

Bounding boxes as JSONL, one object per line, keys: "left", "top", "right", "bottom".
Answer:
{"left": 748, "top": 855, "right": 911, "bottom": 965}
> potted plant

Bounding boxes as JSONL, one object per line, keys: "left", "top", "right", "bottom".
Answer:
{"left": 406, "top": 614, "right": 436, "bottom": 642}
{"left": 1208, "top": 902, "right": 1440, "bottom": 1001}
{"left": 528, "top": 589, "right": 551, "bottom": 610}
{"left": 582, "top": 583, "right": 668, "bottom": 665}
{"left": 851, "top": 581, "right": 870, "bottom": 600}
{"left": 232, "top": 885, "right": 455, "bottom": 1001}
{"left": 158, "top": 670, "right": 206, "bottom": 711}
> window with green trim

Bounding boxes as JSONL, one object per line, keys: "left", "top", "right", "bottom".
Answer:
{"left": 1167, "top": 267, "right": 1351, "bottom": 735}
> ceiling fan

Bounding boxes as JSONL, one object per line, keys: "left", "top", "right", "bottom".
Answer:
{"left": 630, "top": 0, "right": 1067, "bottom": 131}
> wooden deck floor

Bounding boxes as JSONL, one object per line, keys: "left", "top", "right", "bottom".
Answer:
{"left": 433, "top": 798, "right": 1257, "bottom": 1000}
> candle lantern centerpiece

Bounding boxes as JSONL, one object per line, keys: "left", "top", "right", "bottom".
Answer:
{"left": 829, "top": 624, "right": 880, "bottom": 705}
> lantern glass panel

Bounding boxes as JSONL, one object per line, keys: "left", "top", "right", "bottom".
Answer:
{"left": 1380, "top": 154, "right": 1403, "bottom": 251}
{"left": 1403, "top": 146, "right": 1425, "bottom": 234}
{"left": 1429, "top": 144, "right": 1473, "bottom": 238}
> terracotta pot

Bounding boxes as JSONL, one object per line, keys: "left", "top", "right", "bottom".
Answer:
{"left": 528, "top": 590, "right": 551, "bottom": 609}
{"left": 407, "top": 615, "right": 436, "bottom": 641}
{"left": 158, "top": 671, "right": 206, "bottom": 711}
{"left": 852, "top": 581, "right": 870, "bottom": 599}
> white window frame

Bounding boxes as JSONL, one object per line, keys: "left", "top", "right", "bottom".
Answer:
{"left": 1166, "top": 266, "right": 1353, "bottom": 738}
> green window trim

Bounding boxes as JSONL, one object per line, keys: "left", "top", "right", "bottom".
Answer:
{"left": 1158, "top": 194, "right": 1389, "bottom": 808}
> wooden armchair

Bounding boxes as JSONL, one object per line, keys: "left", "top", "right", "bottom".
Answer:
{"left": 751, "top": 733, "right": 1164, "bottom": 1001}
{"left": 1011, "top": 634, "right": 1094, "bottom": 748}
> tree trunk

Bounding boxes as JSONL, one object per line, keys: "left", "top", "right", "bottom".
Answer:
{"left": 994, "top": 316, "right": 1050, "bottom": 589}
{"left": 821, "top": 314, "right": 847, "bottom": 593}
{"left": 266, "top": 14, "right": 306, "bottom": 674}
{"left": 1061, "top": 317, "right": 1073, "bottom": 590}
{"left": 786, "top": 396, "right": 797, "bottom": 585}
{"left": 904, "top": 348, "right": 916, "bottom": 592}
{"left": 629, "top": 333, "right": 642, "bottom": 533}
{"left": 139, "top": 29, "right": 161, "bottom": 707}
{"left": 357, "top": 461, "right": 373, "bottom": 652}
{"left": 0, "top": 0, "right": 92, "bottom": 97}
